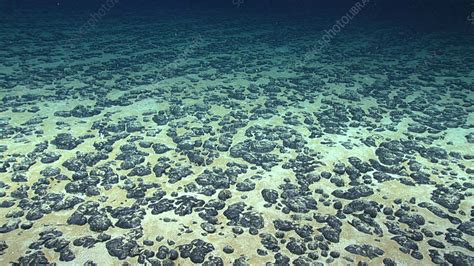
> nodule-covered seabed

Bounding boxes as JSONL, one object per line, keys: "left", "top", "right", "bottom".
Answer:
{"left": 0, "top": 9, "right": 473, "bottom": 266}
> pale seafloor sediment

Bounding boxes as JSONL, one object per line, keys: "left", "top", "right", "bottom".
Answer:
{"left": 0, "top": 10, "right": 473, "bottom": 266}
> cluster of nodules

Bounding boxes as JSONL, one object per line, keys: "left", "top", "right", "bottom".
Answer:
{"left": 1, "top": 109, "right": 473, "bottom": 265}
{"left": 1, "top": 84, "right": 473, "bottom": 265}
{"left": 1, "top": 17, "right": 473, "bottom": 265}
{"left": 1, "top": 88, "right": 473, "bottom": 265}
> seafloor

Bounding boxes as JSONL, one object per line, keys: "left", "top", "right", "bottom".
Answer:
{"left": 0, "top": 10, "right": 473, "bottom": 266}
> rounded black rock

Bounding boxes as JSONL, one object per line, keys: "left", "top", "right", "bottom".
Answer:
{"left": 223, "top": 245, "right": 234, "bottom": 254}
